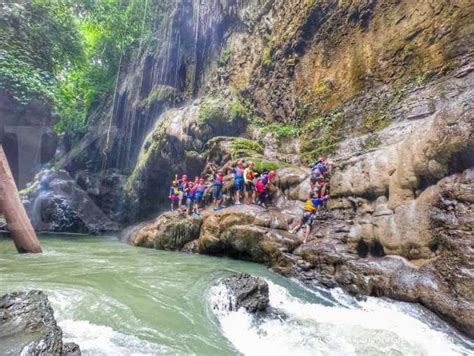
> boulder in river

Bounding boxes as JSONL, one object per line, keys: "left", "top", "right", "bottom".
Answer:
{"left": 222, "top": 273, "right": 270, "bottom": 313}
{"left": 0, "top": 290, "right": 81, "bottom": 355}
{"left": 130, "top": 211, "right": 203, "bottom": 250}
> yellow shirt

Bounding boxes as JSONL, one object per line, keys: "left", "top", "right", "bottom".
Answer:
{"left": 304, "top": 199, "right": 317, "bottom": 213}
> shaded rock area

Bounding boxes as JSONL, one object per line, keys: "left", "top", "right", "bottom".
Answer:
{"left": 0, "top": 290, "right": 80, "bottom": 355}
{"left": 21, "top": 170, "right": 120, "bottom": 234}
{"left": 222, "top": 273, "right": 270, "bottom": 313}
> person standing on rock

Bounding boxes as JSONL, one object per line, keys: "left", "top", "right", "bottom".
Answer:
{"left": 244, "top": 162, "right": 256, "bottom": 204}
{"left": 211, "top": 169, "right": 225, "bottom": 211}
{"left": 186, "top": 182, "right": 196, "bottom": 215}
{"left": 232, "top": 160, "right": 246, "bottom": 205}
{"left": 255, "top": 170, "right": 276, "bottom": 208}
{"left": 289, "top": 192, "right": 326, "bottom": 243}
{"left": 178, "top": 174, "right": 189, "bottom": 211}
{"left": 193, "top": 177, "right": 207, "bottom": 215}
{"left": 169, "top": 177, "right": 180, "bottom": 211}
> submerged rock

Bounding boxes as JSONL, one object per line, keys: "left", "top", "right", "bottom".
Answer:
{"left": 222, "top": 273, "right": 270, "bottom": 313}
{"left": 0, "top": 290, "right": 81, "bottom": 355}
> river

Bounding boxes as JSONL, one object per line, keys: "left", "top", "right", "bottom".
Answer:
{"left": 0, "top": 234, "right": 472, "bottom": 355}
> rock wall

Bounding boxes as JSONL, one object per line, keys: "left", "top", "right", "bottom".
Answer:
{"left": 54, "top": 0, "right": 473, "bottom": 220}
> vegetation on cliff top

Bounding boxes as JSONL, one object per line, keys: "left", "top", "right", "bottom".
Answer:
{"left": 0, "top": 0, "right": 173, "bottom": 134}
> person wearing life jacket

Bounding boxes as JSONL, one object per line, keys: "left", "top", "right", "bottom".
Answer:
{"left": 185, "top": 182, "right": 196, "bottom": 215}
{"left": 310, "top": 156, "right": 332, "bottom": 198}
{"left": 232, "top": 160, "right": 245, "bottom": 205}
{"left": 289, "top": 192, "right": 327, "bottom": 243}
{"left": 193, "top": 177, "right": 208, "bottom": 215}
{"left": 211, "top": 169, "right": 225, "bottom": 211}
{"left": 168, "top": 176, "right": 180, "bottom": 211}
{"left": 244, "top": 162, "right": 256, "bottom": 204}
{"left": 178, "top": 174, "right": 189, "bottom": 210}
{"left": 256, "top": 170, "right": 276, "bottom": 208}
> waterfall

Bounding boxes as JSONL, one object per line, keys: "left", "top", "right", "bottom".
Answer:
{"left": 99, "top": 0, "right": 249, "bottom": 174}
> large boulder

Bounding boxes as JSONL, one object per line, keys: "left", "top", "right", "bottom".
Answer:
{"left": 21, "top": 170, "right": 120, "bottom": 234}
{"left": 130, "top": 211, "right": 203, "bottom": 250}
{"left": 0, "top": 290, "right": 81, "bottom": 355}
{"left": 222, "top": 273, "right": 270, "bottom": 313}
{"left": 198, "top": 205, "right": 300, "bottom": 266}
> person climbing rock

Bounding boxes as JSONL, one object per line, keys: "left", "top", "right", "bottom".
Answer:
{"left": 290, "top": 192, "right": 327, "bottom": 243}
{"left": 244, "top": 162, "right": 256, "bottom": 204}
{"left": 256, "top": 170, "right": 276, "bottom": 208}
{"left": 310, "top": 156, "right": 332, "bottom": 198}
{"left": 193, "top": 177, "right": 207, "bottom": 215}
{"left": 178, "top": 174, "right": 189, "bottom": 210}
{"left": 169, "top": 177, "right": 180, "bottom": 211}
{"left": 232, "top": 160, "right": 245, "bottom": 205}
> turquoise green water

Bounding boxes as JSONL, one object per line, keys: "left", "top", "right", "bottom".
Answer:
{"left": 0, "top": 235, "right": 472, "bottom": 355}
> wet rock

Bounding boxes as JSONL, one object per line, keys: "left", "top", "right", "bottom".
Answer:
{"left": 222, "top": 273, "right": 269, "bottom": 313}
{"left": 21, "top": 169, "right": 120, "bottom": 234}
{"left": 63, "top": 342, "right": 82, "bottom": 356}
{"left": 130, "top": 211, "right": 203, "bottom": 251}
{"left": 0, "top": 290, "right": 81, "bottom": 355}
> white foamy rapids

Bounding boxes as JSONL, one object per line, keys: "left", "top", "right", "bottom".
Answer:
{"left": 210, "top": 281, "right": 472, "bottom": 356}
{"left": 59, "top": 320, "right": 168, "bottom": 356}
{"left": 49, "top": 291, "right": 168, "bottom": 355}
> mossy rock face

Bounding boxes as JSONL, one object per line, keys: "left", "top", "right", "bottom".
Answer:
{"left": 140, "top": 85, "right": 181, "bottom": 109}
{"left": 197, "top": 97, "right": 248, "bottom": 141}
{"left": 126, "top": 96, "right": 250, "bottom": 217}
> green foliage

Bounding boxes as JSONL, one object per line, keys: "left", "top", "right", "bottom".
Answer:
{"left": 312, "top": 81, "right": 329, "bottom": 96}
{"left": 199, "top": 103, "right": 224, "bottom": 123}
{"left": 361, "top": 111, "right": 390, "bottom": 133}
{"left": 230, "top": 99, "right": 249, "bottom": 121}
{"left": 0, "top": 0, "right": 173, "bottom": 134}
{"left": 262, "top": 47, "right": 273, "bottom": 67}
{"left": 231, "top": 138, "right": 264, "bottom": 156}
{"left": 363, "top": 134, "right": 380, "bottom": 150}
{"left": 218, "top": 46, "right": 234, "bottom": 66}
{"left": 414, "top": 72, "right": 428, "bottom": 86}
{"left": 253, "top": 160, "right": 281, "bottom": 173}
{"left": 250, "top": 116, "right": 300, "bottom": 140}
{"left": 300, "top": 111, "right": 342, "bottom": 162}
{"left": 0, "top": 50, "right": 57, "bottom": 106}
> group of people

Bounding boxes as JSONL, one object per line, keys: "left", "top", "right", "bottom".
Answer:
{"left": 289, "top": 156, "right": 332, "bottom": 243}
{"left": 168, "top": 155, "right": 333, "bottom": 244}
{"left": 168, "top": 160, "right": 277, "bottom": 216}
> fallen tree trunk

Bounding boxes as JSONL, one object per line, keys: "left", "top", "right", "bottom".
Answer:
{"left": 0, "top": 145, "right": 42, "bottom": 253}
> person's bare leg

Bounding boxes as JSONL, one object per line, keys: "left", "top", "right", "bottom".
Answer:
{"left": 303, "top": 226, "right": 311, "bottom": 243}
{"left": 290, "top": 222, "right": 302, "bottom": 234}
